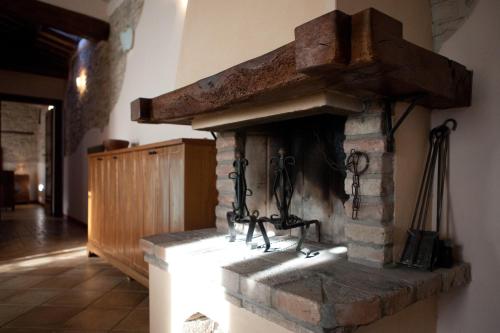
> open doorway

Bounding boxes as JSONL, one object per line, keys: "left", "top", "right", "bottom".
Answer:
{"left": 0, "top": 94, "right": 63, "bottom": 217}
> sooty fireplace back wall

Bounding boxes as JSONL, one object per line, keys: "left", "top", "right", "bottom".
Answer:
{"left": 231, "top": 115, "right": 348, "bottom": 245}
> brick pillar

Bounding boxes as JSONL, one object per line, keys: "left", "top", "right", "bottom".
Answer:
{"left": 343, "top": 105, "right": 394, "bottom": 267}
{"left": 214, "top": 131, "right": 241, "bottom": 232}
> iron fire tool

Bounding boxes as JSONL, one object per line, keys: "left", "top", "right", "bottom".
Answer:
{"left": 226, "top": 151, "right": 271, "bottom": 250}
{"left": 259, "top": 149, "right": 320, "bottom": 253}
{"left": 400, "top": 119, "right": 457, "bottom": 271}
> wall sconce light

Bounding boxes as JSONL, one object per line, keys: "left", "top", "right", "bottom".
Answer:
{"left": 76, "top": 69, "right": 87, "bottom": 95}
{"left": 48, "top": 105, "right": 54, "bottom": 111}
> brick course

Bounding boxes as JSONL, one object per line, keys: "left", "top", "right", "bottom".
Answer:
{"left": 343, "top": 111, "right": 394, "bottom": 266}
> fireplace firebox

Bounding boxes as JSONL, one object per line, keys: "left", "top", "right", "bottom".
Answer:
{"left": 225, "top": 115, "right": 349, "bottom": 253}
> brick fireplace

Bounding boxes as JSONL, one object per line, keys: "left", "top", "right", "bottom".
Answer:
{"left": 214, "top": 106, "right": 394, "bottom": 267}
{"left": 133, "top": 6, "right": 472, "bottom": 333}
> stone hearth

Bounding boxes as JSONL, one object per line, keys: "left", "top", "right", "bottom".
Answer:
{"left": 142, "top": 229, "right": 470, "bottom": 333}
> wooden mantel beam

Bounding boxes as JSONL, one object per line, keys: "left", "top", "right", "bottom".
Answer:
{"left": 131, "top": 8, "right": 472, "bottom": 125}
{"left": 1, "top": 0, "right": 110, "bottom": 41}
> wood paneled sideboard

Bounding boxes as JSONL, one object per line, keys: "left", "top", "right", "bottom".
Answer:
{"left": 87, "top": 138, "right": 216, "bottom": 286}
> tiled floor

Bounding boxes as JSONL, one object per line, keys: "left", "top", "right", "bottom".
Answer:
{"left": 0, "top": 205, "right": 87, "bottom": 261}
{"left": 0, "top": 205, "right": 149, "bottom": 332}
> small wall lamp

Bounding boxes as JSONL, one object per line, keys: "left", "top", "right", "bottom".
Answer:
{"left": 76, "top": 69, "right": 87, "bottom": 95}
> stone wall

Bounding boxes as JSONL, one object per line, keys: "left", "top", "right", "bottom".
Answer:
{"left": 1, "top": 101, "right": 47, "bottom": 202}
{"left": 431, "top": 0, "right": 478, "bottom": 50}
{"left": 64, "top": 0, "right": 144, "bottom": 154}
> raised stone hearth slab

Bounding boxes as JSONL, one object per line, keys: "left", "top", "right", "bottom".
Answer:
{"left": 141, "top": 229, "right": 470, "bottom": 333}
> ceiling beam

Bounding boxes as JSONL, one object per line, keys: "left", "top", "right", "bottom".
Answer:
{"left": 1, "top": 0, "right": 110, "bottom": 41}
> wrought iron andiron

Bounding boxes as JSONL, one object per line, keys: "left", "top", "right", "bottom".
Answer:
{"left": 226, "top": 151, "right": 270, "bottom": 250}
{"left": 260, "top": 149, "right": 320, "bottom": 252}
{"left": 226, "top": 149, "right": 320, "bottom": 252}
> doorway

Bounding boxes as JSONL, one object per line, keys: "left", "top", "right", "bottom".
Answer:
{"left": 0, "top": 94, "right": 63, "bottom": 217}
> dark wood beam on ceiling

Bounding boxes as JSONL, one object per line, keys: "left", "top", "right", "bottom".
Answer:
{"left": 0, "top": 49, "right": 69, "bottom": 78}
{"left": 1, "top": 0, "right": 110, "bottom": 41}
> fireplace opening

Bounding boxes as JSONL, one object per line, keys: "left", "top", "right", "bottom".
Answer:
{"left": 229, "top": 114, "right": 349, "bottom": 245}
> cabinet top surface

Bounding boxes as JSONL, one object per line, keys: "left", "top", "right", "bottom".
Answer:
{"left": 88, "top": 138, "right": 214, "bottom": 157}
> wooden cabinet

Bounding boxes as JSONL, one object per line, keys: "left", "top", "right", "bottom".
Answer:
{"left": 87, "top": 139, "right": 216, "bottom": 286}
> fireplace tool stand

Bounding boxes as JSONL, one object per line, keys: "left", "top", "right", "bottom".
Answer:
{"left": 259, "top": 149, "right": 320, "bottom": 253}
{"left": 226, "top": 152, "right": 270, "bottom": 251}
{"left": 227, "top": 149, "right": 320, "bottom": 253}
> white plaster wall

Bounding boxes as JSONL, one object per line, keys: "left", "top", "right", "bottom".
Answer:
{"left": 104, "top": 0, "right": 209, "bottom": 145}
{"left": 432, "top": 0, "right": 500, "bottom": 331}
{"left": 63, "top": 128, "right": 103, "bottom": 222}
{"left": 63, "top": 0, "right": 210, "bottom": 222}
{"left": 175, "top": 0, "right": 335, "bottom": 87}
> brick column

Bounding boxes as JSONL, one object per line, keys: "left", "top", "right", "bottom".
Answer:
{"left": 214, "top": 131, "right": 241, "bottom": 232}
{"left": 343, "top": 105, "right": 395, "bottom": 267}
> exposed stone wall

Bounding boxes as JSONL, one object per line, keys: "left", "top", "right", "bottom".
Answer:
{"left": 431, "top": 0, "right": 478, "bottom": 50}
{"left": 1, "top": 101, "right": 47, "bottom": 201}
{"left": 64, "top": 0, "right": 144, "bottom": 154}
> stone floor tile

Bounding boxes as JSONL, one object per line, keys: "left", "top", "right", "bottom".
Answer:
{"left": 62, "top": 307, "right": 131, "bottom": 330}
{"left": 0, "top": 277, "right": 14, "bottom": 285}
{"left": 0, "top": 276, "right": 50, "bottom": 290}
{"left": 44, "top": 290, "right": 106, "bottom": 308}
{"left": 0, "top": 205, "right": 87, "bottom": 262}
{"left": 113, "top": 279, "right": 148, "bottom": 293}
{"left": 72, "top": 275, "right": 125, "bottom": 291}
{"left": 0, "top": 290, "right": 18, "bottom": 302}
{"left": 96, "top": 268, "right": 124, "bottom": 277}
{"left": 30, "top": 276, "right": 89, "bottom": 290}
{"left": 59, "top": 266, "right": 105, "bottom": 280}
{"left": 22, "top": 267, "right": 72, "bottom": 276}
{"left": 1, "top": 289, "right": 62, "bottom": 305}
{"left": 137, "top": 296, "right": 149, "bottom": 308}
{"left": 0, "top": 205, "right": 149, "bottom": 332}
{"left": 4, "top": 305, "right": 83, "bottom": 329}
{"left": 112, "top": 307, "right": 149, "bottom": 332}
{"left": 53, "top": 329, "right": 109, "bottom": 333}
{"left": 0, "top": 305, "right": 33, "bottom": 326}
{"left": 0, "top": 327, "right": 54, "bottom": 332}
{"left": 92, "top": 291, "right": 147, "bottom": 308}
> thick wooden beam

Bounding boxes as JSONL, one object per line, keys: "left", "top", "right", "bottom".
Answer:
{"left": 1, "top": 0, "right": 110, "bottom": 41}
{"left": 294, "top": 10, "right": 352, "bottom": 75}
{"left": 134, "top": 43, "right": 326, "bottom": 124}
{"left": 131, "top": 8, "right": 472, "bottom": 125}
{"left": 131, "top": 98, "right": 152, "bottom": 122}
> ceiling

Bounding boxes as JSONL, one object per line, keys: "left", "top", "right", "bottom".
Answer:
{"left": 0, "top": 12, "right": 79, "bottom": 78}
{"left": 0, "top": 0, "right": 110, "bottom": 79}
